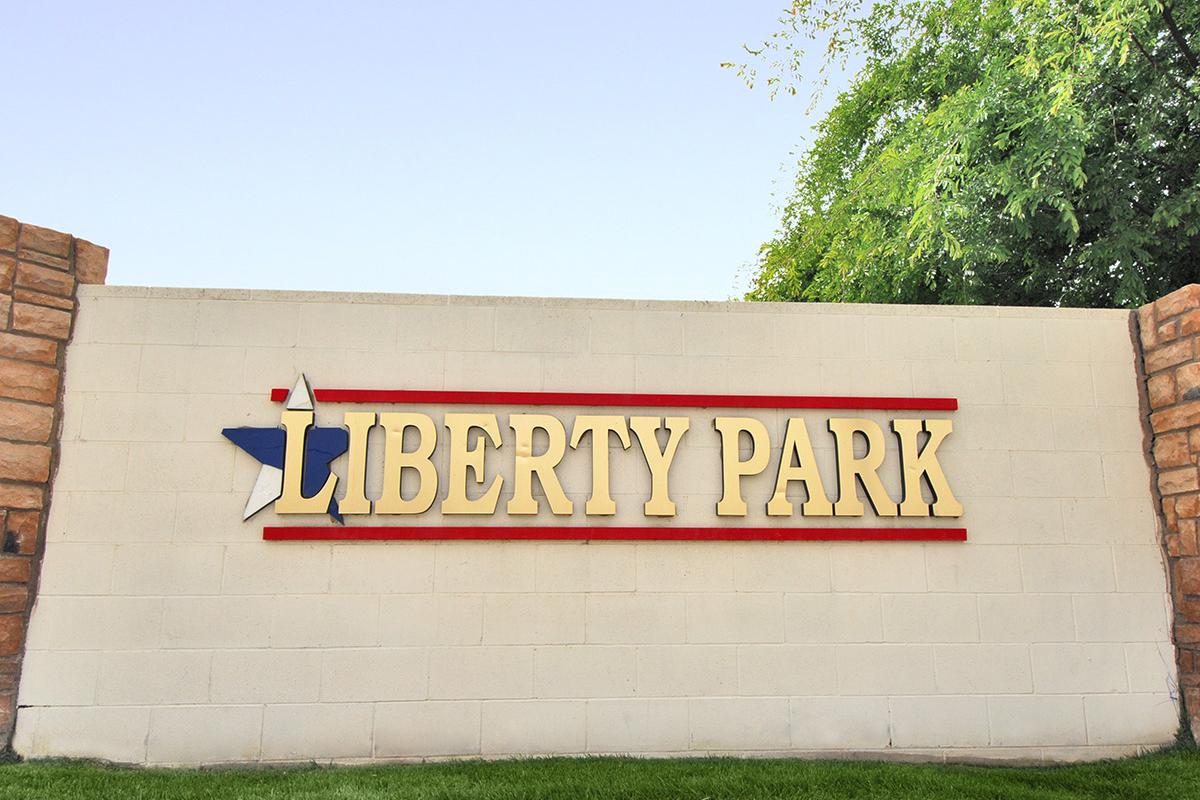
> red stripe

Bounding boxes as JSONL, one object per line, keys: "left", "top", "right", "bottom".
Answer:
{"left": 269, "top": 388, "right": 957, "bottom": 411}
{"left": 263, "top": 526, "right": 967, "bottom": 542}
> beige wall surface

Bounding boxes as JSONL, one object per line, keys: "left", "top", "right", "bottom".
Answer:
{"left": 13, "top": 286, "right": 1179, "bottom": 764}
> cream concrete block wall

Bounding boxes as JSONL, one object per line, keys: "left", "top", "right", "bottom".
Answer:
{"left": 14, "top": 286, "right": 1179, "bottom": 765}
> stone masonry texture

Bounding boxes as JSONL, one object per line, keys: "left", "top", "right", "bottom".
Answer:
{"left": 0, "top": 215, "right": 107, "bottom": 749}
{"left": 1137, "top": 284, "right": 1200, "bottom": 740}
{"left": 11, "top": 284, "right": 1180, "bottom": 764}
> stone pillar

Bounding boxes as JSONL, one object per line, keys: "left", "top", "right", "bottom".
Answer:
{"left": 0, "top": 216, "right": 107, "bottom": 748}
{"left": 1137, "top": 284, "right": 1200, "bottom": 739}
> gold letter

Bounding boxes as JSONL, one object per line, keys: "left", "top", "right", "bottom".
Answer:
{"left": 629, "top": 416, "right": 690, "bottom": 516}
{"left": 376, "top": 412, "right": 438, "bottom": 515}
{"left": 715, "top": 417, "right": 770, "bottom": 516}
{"left": 767, "top": 417, "right": 833, "bottom": 517}
{"left": 570, "top": 416, "right": 631, "bottom": 516}
{"left": 340, "top": 411, "right": 376, "bottom": 515}
{"left": 276, "top": 410, "right": 338, "bottom": 514}
{"left": 507, "top": 414, "right": 573, "bottom": 515}
{"left": 892, "top": 418, "right": 963, "bottom": 517}
{"left": 828, "top": 418, "right": 898, "bottom": 517}
{"left": 441, "top": 413, "right": 504, "bottom": 515}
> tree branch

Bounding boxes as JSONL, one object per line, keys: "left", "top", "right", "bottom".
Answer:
{"left": 1131, "top": 33, "right": 1198, "bottom": 99}
{"left": 1162, "top": 4, "right": 1199, "bottom": 71}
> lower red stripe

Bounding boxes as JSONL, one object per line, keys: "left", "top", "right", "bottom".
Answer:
{"left": 263, "top": 526, "right": 966, "bottom": 542}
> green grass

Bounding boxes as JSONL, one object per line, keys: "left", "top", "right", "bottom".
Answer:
{"left": 1, "top": 749, "right": 1198, "bottom": 800}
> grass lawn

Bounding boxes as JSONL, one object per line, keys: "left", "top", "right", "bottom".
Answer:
{"left": 0, "top": 749, "right": 1198, "bottom": 800}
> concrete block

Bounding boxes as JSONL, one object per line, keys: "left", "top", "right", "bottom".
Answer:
{"left": 1002, "top": 363, "right": 1093, "bottom": 406}
{"left": 785, "top": 594, "right": 882, "bottom": 643}
{"left": 1101, "top": 453, "right": 1154, "bottom": 498}
{"left": 329, "top": 544, "right": 435, "bottom": 593}
{"left": 1011, "top": 452, "right": 1106, "bottom": 498}
{"left": 54, "top": 441, "right": 128, "bottom": 491}
{"left": 533, "top": 645, "right": 635, "bottom": 698}
{"left": 395, "top": 304, "right": 495, "bottom": 352}
{"left": 139, "top": 345, "right": 245, "bottom": 394}
{"left": 836, "top": 645, "right": 936, "bottom": 694}
{"left": 890, "top": 696, "right": 989, "bottom": 748}
{"left": 17, "top": 651, "right": 100, "bottom": 705}
{"left": 534, "top": 543, "right": 636, "bottom": 592}
{"left": 434, "top": 543, "right": 536, "bottom": 592}
{"left": 881, "top": 594, "right": 980, "bottom": 642}
{"left": 380, "top": 595, "right": 483, "bottom": 646}
{"left": 221, "top": 544, "right": 330, "bottom": 594}
{"left": 965, "top": 497, "right": 1065, "bottom": 544}
{"left": 1020, "top": 546, "right": 1117, "bottom": 592}
{"left": 162, "top": 597, "right": 274, "bottom": 649}
{"left": 298, "top": 302, "right": 395, "bottom": 350}
{"left": 689, "top": 698, "right": 790, "bottom": 751}
{"left": 978, "top": 594, "right": 1076, "bottom": 642}
{"left": 864, "top": 315, "right": 956, "bottom": 362}
{"left": 925, "top": 545, "right": 1022, "bottom": 593}
{"left": 262, "top": 703, "right": 374, "bottom": 761}
{"left": 210, "top": 650, "right": 322, "bottom": 703}
{"left": 374, "top": 701, "right": 482, "bottom": 757}
{"left": 987, "top": 696, "right": 1087, "bottom": 746}
{"left": 543, "top": 354, "right": 637, "bottom": 392}
{"left": 66, "top": 491, "right": 176, "bottom": 542}
{"left": 428, "top": 646, "right": 533, "bottom": 699}
{"left": 636, "top": 543, "right": 736, "bottom": 592}
{"left": 111, "top": 544, "right": 225, "bottom": 595}
{"left": 125, "top": 443, "right": 234, "bottom": 492}
{"left": 1091, "top": 362, "right": 1142, "bottom": 408}
{"left": 147, "top": 706, "right": 263, "bottom": 765}
{"left": 199, "top": 301, "right": 302, "bottom": 348}
{"left": 482, "top": 700, "right": 586, "bottom": 754}
{"left": 1083, "top": 694, "right": 1179, "bottom": 746}
{"left": 13, "top": 706, "right": 150, "bottom": 763}
{"left": 483, "top": 594, "right": 585, "bottom": 644}
{"left": 97, "top": 651, "right": 211, "bottom": 705}
{"left": 1031, "top": 644, "right": 1129, "bottom": 693}
{"left": 37, "top": 544, "right": 114, "bottom": 595}
{"left": 443, "top": 351, "right": 543, "bottom": 391}
{"left": 687, "top": 594, "right": 784, "bottom": 644}
{"left": 495, "top": 307, "right": 588, "bottom": 354}
{"left": 82, "top": 296, "right": 199, "bottom": 346}
{"left": 1061, "top": 500, "right": 1158, "bottom": 545}
{"left": 774, "top": 314, "right": 865, "bottom": 360}
{"left": 590, "top": 310, "right": 683, "bottom": 355}
{"left": 1124, "top": 642, "right": 1178, "bottom": 693}
{"left": 321, "top": 648, "right": 428, "bottom": 702}
{"left": 586, "top": 699, "right": 690, "bottom": 753}
{"left": 81, "top": 392, "right": 186, "bottom": 442}
{"left": 636, "top": 645, "right": 737, "bottom": 696}
{"left": 1073, "top": 593, "right": 1171, "bottom": 642}
{"left": 63, "top": 343, "right": 141, "bottom": 392}
{"left": 733, "top": 544, "right": 832, "bottom": 592}
{"left": 737, "top": 645, "right": 837, "bottom": 695}
{"left": 586, "top": 594, "right": 686, "bottom": 643}
{"left": 1112, "top": 546, "right": 1169, "bottom": 593}
{"left": 635, "top": 354, "right": 731, "bottom": 393}
{"left": 25, "top": 596, "right": 163, "bottom": 651}
{"left": 270, "top": 595, "right": 380, "bottom": 648}
{"left": 830, "top": 544, "right": 926, "bottom": 592}
{"left": 933, "top": 644, "right": 1032, "bottom": 694}
{"left": 789, "top": 697, "right": 891, "bottom": 749}
{"left": 682, "top": 311, "right": 774, "bottom": 358}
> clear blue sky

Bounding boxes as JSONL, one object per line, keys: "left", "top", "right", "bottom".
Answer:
{"left": 7, "top": 2, "right": 834, "bottom": 300}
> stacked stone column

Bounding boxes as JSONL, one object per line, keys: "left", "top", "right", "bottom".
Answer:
{"left": 0, "top": 215, "right": 107, "bottom": 746}
{"left": 1137, "top": 284, "right": 1200, "bottom": 739}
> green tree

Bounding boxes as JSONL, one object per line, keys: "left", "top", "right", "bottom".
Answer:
{"left": 737, "top": 0, "right": 1199, "bottom": 307}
